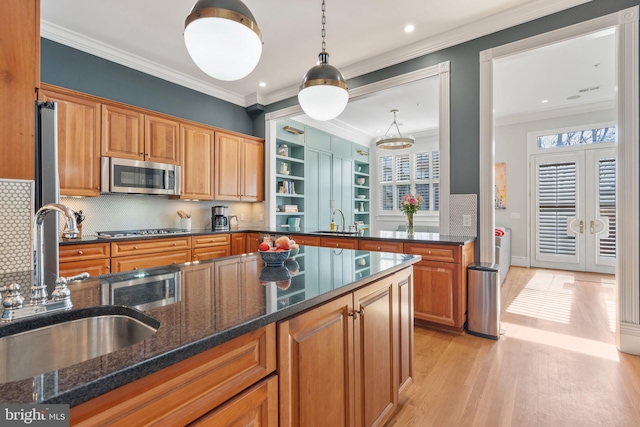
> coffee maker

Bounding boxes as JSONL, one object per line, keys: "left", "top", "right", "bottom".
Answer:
{"left": 212, "top": 206, "right": 229, "bottom": 231}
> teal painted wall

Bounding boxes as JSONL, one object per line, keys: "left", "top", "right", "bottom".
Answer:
{"left": 40, "top": 39, "right": 254, "bottom": 136}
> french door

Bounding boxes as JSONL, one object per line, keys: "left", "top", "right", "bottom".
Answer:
{"left": 531, "top": 148, "right": 616, "bottom": 273}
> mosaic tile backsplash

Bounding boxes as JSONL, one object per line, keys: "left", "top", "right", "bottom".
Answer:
{"left": 0, "top": 179, "right": 34, "bottom": 274}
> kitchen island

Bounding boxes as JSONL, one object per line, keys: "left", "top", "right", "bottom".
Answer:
{"left": 0, "top": 247, "right": 418, "bottom": 426}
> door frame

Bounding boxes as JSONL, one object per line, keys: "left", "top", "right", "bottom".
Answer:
{"left": 479, "top": 7, "right": 639, "bottom": 353}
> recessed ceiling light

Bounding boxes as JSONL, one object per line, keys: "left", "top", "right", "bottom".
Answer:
{"left": 541, "top": 99, "right": 549, "bottom": 104}
{"left": 404, "top": 24, "right": 415, "bottom": 33}
{"left": 259, "top": 82, "right": 266, "bottom": 87}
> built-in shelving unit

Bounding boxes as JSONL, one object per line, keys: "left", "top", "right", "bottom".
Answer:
{"left": 354, "top": 158, "right": 370, "bottom": 229}
{"left": 275, "top": 121, "right": 306, "bottom": 230}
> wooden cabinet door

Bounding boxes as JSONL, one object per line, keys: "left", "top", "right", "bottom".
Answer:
{"left": 214, "top": 132, "right": 242, "bottom": 200}
{"left": 192, "top": 246, "right": 230, "bottom": 261}
{"left": 246, "top": 233, "right": 261, "bottom": 253}
{"left": 101, "top": 104, "right": 144, "bottom": 160}
{"left": 188, "top": 376, "right": 278, "bottom": 427}
{"left": 0, "top": 0, "right": 38, "bottom": 180}
{"left": 241, "top": 139, "right": 264, "bottom": 201}
{"left": 42, "top": 88, "right": 101, "bottom": 196}
{"left": 278, "top": 294, "right": 355, "bottom": 427}
{"left": 395, "top": 268, "right": 414, "bottom": 393}
{"left": 353, "top": 276, "right": 397, "bottom": 427}
{"left": 412, "top": 260, "right": 457, "bottom": 327}
{"left": 180, "top": 123, "right": 214, "bottom": 200}
{"left": 231, "top": 233, "right": 247, "bottom": 255}
{"left": 145, "top": 114, "right": 180, "bottom": 165}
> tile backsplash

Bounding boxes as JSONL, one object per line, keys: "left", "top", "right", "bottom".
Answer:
{"left": 0, "top": 179, "right": 34, "bottom": 273}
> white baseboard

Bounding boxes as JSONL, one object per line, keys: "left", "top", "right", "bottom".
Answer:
{"left": 619, "top": 322, "right": 640, "bottom": 356}
{"left": 510, "top": 256, "right": 529, "bottom": 267}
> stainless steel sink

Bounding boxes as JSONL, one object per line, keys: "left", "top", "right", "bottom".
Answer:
{"left": 0, "top": 306, "right": 159, "bottom": 382}
{"left": 312, "top": 230, "right": 361, "bottom": 236}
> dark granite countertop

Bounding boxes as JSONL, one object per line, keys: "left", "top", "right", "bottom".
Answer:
{"left": 0, "top": 247, "right": 419, "bottom": 406}
{"left": 60, "top": 227, "right": 475, "bottom": 246}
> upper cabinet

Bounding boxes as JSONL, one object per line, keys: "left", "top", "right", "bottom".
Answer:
{"left": 41, "top": 86, "right": 101, "bottom": 197}
{"left": 101, "top": 104, "right": 180, "bottom": 165}
{"left": 179, "top": 123, "right": 215, "bottom": 200}
{"left": 0, "top": 0, "right": 39, "bottom": 180}
{"left": 214, "top": 132, "right": 264, "bottom": 202}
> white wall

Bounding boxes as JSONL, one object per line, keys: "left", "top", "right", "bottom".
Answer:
{"left": 494, "top": 107, "right": 616, "bottom": 265}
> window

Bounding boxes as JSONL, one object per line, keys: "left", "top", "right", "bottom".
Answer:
{"left": 378, "top": 149, "right": 439, "bottom": 214}
{"left": 537, "top": 126, "right": 616, "bottom": 149}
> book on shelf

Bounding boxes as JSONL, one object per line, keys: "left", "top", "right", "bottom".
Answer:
{"left": 283, "top": 204, "right": 298, "bottom": 212}
{"left": 279, "top": 180, "right": 297, "bottom": 195}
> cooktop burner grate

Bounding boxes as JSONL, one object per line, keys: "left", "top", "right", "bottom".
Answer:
{"left": 96, "top": 228, "right": 189, "bottom": 239}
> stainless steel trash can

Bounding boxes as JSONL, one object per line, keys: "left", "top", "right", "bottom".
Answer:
{"left": 467, "top": 263, "right": 500, "bottom": 340}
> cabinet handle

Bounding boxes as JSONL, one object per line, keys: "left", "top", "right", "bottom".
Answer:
{"left": 78, "top": 250, "right": 83, "bottom": 255}
{"left": 348, "top": 310, "right": 359, "bottom": 320}
{"left": 139, "top": 152, "right": 143, "bottom": 155}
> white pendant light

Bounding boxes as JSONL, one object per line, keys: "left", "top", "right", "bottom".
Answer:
{"left": 184, "top": 0, "right": 262, "bottom": 81}
{"left": 298, "top": 0, "right": 349, "bottom": 121}
{"left": 376, "top": 110, "right": 415, "bottom": 149}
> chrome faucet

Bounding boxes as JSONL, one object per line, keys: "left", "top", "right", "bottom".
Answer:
{"left": 1, "top": 203, "right": 88, "bottom": 322}
{"left": 333, "top": 208, "right": 346, "bottom": 232}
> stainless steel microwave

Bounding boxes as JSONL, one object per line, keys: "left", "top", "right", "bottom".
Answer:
{"left": 101, "top": 157, "right": 180, "bottom": 195}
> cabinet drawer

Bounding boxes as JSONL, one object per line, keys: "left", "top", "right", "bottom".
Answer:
{"left": 59, "top": 243, "right": 110, "bottom": 262}
{"left": 111, "top": 250, "right": 190, "bottom": 272}
{"left": 403, "top": 243, "right": 458, "bottom": 263}
{"left": 289, "top": 234, "right": 321, "bottom": 247}
{"left": 320, "top": 237, "right": 359, "bottom": 250}
{"left": 111, "top": 237, "right": 191, "bottom": 257}
{"left": 359, "top": 239, "right": 403, "bottom": 253}
{"left": 193, "top": 246, "right": 231, "bottom": 261}
{"left": 192, "top": 234, "right": 231, "bottom": 248}
{"left": 71, "top": 325, "right": 276, "bottom": 427}
{"left": 59, "top": 259, "right": 111, "bottom": 277}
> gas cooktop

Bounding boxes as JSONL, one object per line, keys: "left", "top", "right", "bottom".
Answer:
{"left": 96, "top": 228, "right": 189, "bottom": 239}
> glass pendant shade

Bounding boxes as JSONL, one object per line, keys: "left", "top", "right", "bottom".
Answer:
{"left": 184, "top": 0, "right": 262, "bottom": 81}
{"left": 298, "top": 52, "right": 349, "bottom": 121}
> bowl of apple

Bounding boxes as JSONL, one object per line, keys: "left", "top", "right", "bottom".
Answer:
{"left": 258, "top": 236, "right": 294, "bottom": 265}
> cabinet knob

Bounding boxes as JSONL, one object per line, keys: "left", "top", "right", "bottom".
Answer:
{"left": 133, "top": 267, "right": 138, "bottom": 270}
{"left": 336, "top": 244, "right": 340, "bottom": 247}
{"left": 376, "top": 246, "right": 381, "bottom": 250}
{"left": 106, "top": 266, "right": 110, "bottom": 270}
{"left": 78, "top": 250, "right": 84, "bottom": 255}
{"left": 139, "top": 152, "right": 144, "bottom": 155}
{"left": 133, "top": 246, "right": 138, "bottom": 250}
{"left": 428, "top": 250, "right": 432, "bottom": 254}
{"left": 173, "top": 243, "right": 177, "bottom": 246}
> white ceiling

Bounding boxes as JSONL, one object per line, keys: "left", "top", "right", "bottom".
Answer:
{"left": 40, "top": 0, "right": 598, "bottom": 142}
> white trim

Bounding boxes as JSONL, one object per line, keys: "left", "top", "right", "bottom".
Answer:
{"left": 510, "top": 256, "right": 529, "bottom": 267}
{"left": 479, "top": 6, "right": 640, "bottom": 354}
{"left": 495, "top": 100, "right": 616, "bottom": 126}
{"left": 42, "top": 1, "right": 590, "bottom": 108}
{"left": 265, "top": 62, "right": 451, "bottom": 234}
{"left": 40, "top": 21, "right": 246, "bottom": 107}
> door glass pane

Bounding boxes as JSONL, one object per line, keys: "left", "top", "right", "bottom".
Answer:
{"left": 538, "top": 162, "right": 576, "bottom": 256}
{"left": 598, "top": 158, "right": 616, "bottom": 258}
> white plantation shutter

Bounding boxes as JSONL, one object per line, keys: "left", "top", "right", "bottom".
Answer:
{"left": 376, "top": 149, "right": 439, "bottom": 214}
{"left": 395, "top": 155, "right": 410, "bottom": 181}
{"left": 598, "top": 158, "right": 616, "bottom": 258}
{"left": 537, "top": 162, "right": 577, "bottom": 256}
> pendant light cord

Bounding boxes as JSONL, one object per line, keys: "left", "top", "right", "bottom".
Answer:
{"left": 385, "top": 110, "right": 404, "bottom": 137}
{"left": 321, "top": 0, "right": 326, "bottom": 53}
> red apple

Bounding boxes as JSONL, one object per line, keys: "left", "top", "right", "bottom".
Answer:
{"left": 258, "top": 242, "right": 271, "bottom": 252}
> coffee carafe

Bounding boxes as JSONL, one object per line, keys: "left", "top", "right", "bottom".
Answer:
{"left": 212, "top": 206, "right": 229, "bottom": 231}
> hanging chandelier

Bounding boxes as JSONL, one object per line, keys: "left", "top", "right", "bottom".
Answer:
{"left": 298, "top": 0, "right": 349, "bottom": 121}
{"left": 184, "top": 0, "right": 262, "bottom": 81}
{"left": 376, "top": 109, "right": 415, "bottom": 149}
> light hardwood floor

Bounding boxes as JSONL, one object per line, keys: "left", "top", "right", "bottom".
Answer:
{"left": 386, "top": 267, "right": 640, "bottom": 427}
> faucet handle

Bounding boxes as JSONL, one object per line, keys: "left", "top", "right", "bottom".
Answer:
{"left": 2, "top": 283, "right": 24, "bottom": 310}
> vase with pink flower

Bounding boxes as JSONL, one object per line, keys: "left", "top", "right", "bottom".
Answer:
{"left": 400, "top": 193, "right": 423, "bottom": 236}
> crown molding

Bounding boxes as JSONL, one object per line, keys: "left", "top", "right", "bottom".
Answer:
{"left": 40, "top": 20, "right": 246, "bottom": 106}
{"left": 42, "top": 0, "right": 590, "bottom": 107}
{"left": 495, "top": 99, "right": 616, "bottom": 126}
